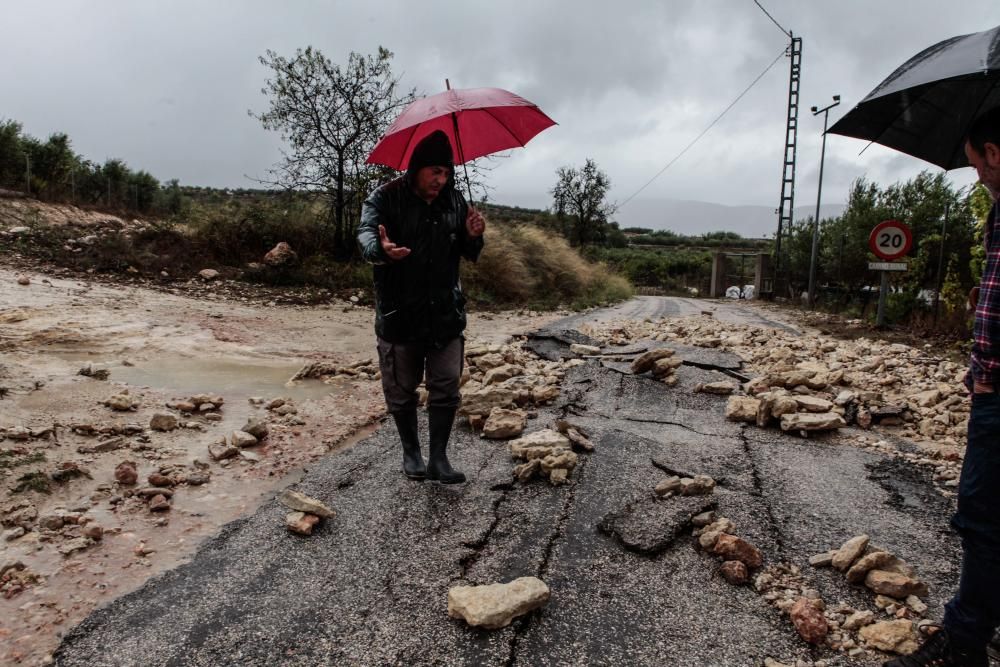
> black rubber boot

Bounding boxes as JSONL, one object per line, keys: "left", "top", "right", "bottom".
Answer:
{"left": 391, "top": 409, "right": 425, "bottom": 480}
{"left": 426, "top": 407, "right": 465, "bottom": 484}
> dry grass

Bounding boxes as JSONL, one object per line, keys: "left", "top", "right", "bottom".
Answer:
{"left": 462, "top": 225, "right": 633, "bottom": 309}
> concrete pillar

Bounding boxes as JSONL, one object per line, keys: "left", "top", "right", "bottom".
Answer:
{"left": 753, "top": 253, "right": 772, "bottom": 299}
{"left": 710, "top": 252, "right": 726, "bottom": 298}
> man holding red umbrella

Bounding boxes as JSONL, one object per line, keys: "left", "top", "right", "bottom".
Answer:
{"left": 357, "top": 130, "right": 486, "bottom": 484}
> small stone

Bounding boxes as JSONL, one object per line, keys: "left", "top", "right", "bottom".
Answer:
{"left": 208, "top": 442, "right": 238, "bottom": 460}
{"left": 114, "top": 461, "right": 138, "bottom": 486}
{"left": 790, "top": 597, "right": 829, "bottom": 644}
{"left": 726, "top": 396, "right": 761, "bottom": 422}
{"left": 696, "top": 381, "right": 737, "bottom": 395}
{"left": 149, "top": 413, "right": 178, "bottom": 432}
{"left": 808, "top": 550, "right": 837, "bottom": 568}
{"left": 447, "top": 577, "right": 550, "bottom": 629}
{"left": 720, "top": 560, "right": 748, "bottom": 585}
{"left": 273, "top": 404, "right": 298, "bottom": 416}
{"left": 630, "top": 348, "right": 675, "bottom": 374}
{"left": 842, "top": 610, "right": 876, "bottom": 631}
{"left": 58, "top": 537, "right": 92, "bottom": 556}
{"left": 569, "top": 343, "right": 601, "bottom": 355}
{"left": 691, "top": 511, "right": 716, "bottom": 527}
{"left": 278, "top": 490, "right": 335, "bottom": 518}
{"left": 230, "top": 430, "right": 258, "bottom": 448}
{"left": 846, "top": 551, "right": 894, "bottom": 584}
{"left": 285, "top": 511, "right": 321, "bottom": 536}
{"left": 864, "top": 570, "right": 929, "bottom": 599}
{"left": 147, "top": 473, "right": 173, "bottom": 487}
{"left": 16, "top": 275, "right": 30, "bottom": 286}
{"left": 832, "top": 534, "right": 870, "bottom": 571}
{"left": 860, "top": 620, "right": 920, "bottom": 655}
{"left": 712, "top": 534, "right": 763, "bottom": 569}
{"left": 654, "top": 476, "right": 682, "bottom": 496}
{"left": 198, "top": 269, "right": 219, "bottom": 280}
{"left": 148, "top": 494, "right": 171, "bottom": 512}
{"left": 243, "top": 417, "right": 268, "bottom": 439}
{"left": 82, "top": 524, "right": 103, "bottom": 540}
{"left": 482, "top": 408, "right": 528, "bottom": 440}
{"left": 3, "top": 527, "right": 26, "bottom": 541}
{"left": 906, "top": 595, "right": 928, "bottom": 615}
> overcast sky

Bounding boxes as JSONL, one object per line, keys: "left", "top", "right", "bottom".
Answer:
{"left": 2, "top": 1, "right": 996, "bottom": 230}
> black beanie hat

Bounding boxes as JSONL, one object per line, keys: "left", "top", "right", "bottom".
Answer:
{"left": 408, "top": 130, "right": 454, "bottom": 173}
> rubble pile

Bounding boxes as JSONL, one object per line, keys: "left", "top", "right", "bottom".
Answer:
{"left": 508, "top": 429, "right": 580, "bottom": 485}
{"left": 811, "top": 535, "right": 930, "bottom": 612}
{"left": 584, "top": 315, "right": 970, "bottom": 450}
{"left": 459, "top": 340, "right": 572, "bottom": 430}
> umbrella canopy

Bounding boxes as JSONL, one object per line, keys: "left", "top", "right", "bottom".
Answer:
{"left": 367, "top": 87, "right": 556, "bottom": 170}
{"left": 828, "top": 24, "right": 1000, "bottom": 170}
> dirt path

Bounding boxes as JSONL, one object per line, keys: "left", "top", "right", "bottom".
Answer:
{"left": 0, "top": 266, "right": 561, "bottom": 666}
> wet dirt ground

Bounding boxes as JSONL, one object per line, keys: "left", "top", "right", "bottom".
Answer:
{"left": 47, "top": 299, "right": 974, "bottom": 667}
{"left": 0, "top": 266, "right": 561, "bottom": 666}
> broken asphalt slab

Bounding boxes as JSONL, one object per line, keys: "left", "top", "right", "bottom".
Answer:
{"left": 54, "top": 299, "right": 963, "bottom": 666}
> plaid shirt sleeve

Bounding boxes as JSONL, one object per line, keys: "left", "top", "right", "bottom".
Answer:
{"left": 971, "top": 203, "right": 1000, "bottom": 387}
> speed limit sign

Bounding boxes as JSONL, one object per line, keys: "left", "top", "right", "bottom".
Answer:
{"left": 869, "top": 220, "right": 913, "bottom": 261}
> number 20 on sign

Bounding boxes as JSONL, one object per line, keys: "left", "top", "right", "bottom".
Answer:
{"left": 869, "top": 220, "right": 913, "bottom": 261}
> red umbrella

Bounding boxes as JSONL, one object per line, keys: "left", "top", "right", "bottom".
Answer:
{"left": 367, "top": 83, "right": 556, "bottom": 201}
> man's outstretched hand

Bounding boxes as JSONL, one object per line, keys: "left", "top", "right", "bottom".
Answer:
{"left": 379, "top": 225, "right": 411, "bottom": 260}
{"left": 466, "top": 207, "right": 486, "bottom": 238}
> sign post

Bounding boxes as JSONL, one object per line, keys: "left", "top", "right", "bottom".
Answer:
{"left": 868, "top": 220, "right": 913, "bottom": 327}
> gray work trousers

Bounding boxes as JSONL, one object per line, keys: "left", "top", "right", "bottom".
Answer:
{"left": 376, "top": 336, "right": 463, "bottom": 413}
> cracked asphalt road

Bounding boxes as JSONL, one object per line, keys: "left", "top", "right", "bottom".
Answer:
{"left": 54, "top": 299, "right": 962, "bottom": 667}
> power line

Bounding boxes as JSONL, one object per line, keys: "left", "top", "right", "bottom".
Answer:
{"left": 615, "top": 47, "right": 787, "bottom": 212}
{"left": 753, "top": 0, "right": 791, "bottom": 38}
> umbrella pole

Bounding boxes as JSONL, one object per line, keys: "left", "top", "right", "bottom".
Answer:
{"left": 445, "top": 79, "right": 476, "bottom": 209}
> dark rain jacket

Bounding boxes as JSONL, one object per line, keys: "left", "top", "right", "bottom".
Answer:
{"left": 357, "top": 175, "right": 484, "bottom": 346}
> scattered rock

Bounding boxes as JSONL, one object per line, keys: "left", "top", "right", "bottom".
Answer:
{"left": 447, "top": 577, "right": 550, "bottom": 629}
{"left": 712, "top": 534, "right": 763, "bottom": 569}
{"left": 696, "top": 381, "right": 737, "bottom": 395}
{"left": 208, "top": 442, "right": 238, "bottom": 461}
{"left": 278, "top": 490, "right": 335, "bottom": 518}
{"left": 779, "top": 412, "right": 847, "bottom": 433}
{"left": 230, "top": 430, "right": 258, "bottom": 448}
{"left": 864, "top": 570, "right": 929, "bottom": 599}
{"left": 630, "top": 348, "right": 675, "bottom": 374}
{"left": 843, "top": 610, "right": 876, "bottom": 631}
{"left": 243, "top": 417, "right": 268, "bottom": 439}
{"left": 16, "top": 275, "right": 30, "bottom": 286}
{"left": 58, "top": 537, "right": 92, "bottom": 556}
{"left": 860, "top": 620, "right": 921, "bottom": 655}
{"left": 148, "top": 494, "right": 171, "bottom": 512}
{"left": 599, "top": 495, "right": 715, "bottom": 555}
{"left": 198, "top": 269, "right": 219, "bottom": 281}
{"left": 264, "top": 241, "right": 298, "bottom": 267}
{"left": 147, "top": 473, "right": 173, "bottom": 487}
{"left": 285, "top": 511, "right": 320, "bottom": 536}
{"left": 832, "top": 535, "right": 870, "bottom": 571}
{"left": 149, "top": 413, "right": 178, "bottom": 432}
{"left": 720, "top": 560, "right": 748, "bottom": 585}
{"left": 808, "top": 550, "right": 837, "bottom": 568}
{"left": 790, "top": 597, "right": 829, "bottom": 645}
{"left": 569, "top": 343, "right": 601, "bottom": 355}
{"left": 482, "top": 408, "right": 527, "bottom": 440}
{"left": 726, "top": 396, "right": 762, "bottom": 423}
{"left": 846, "top": 551, "right": 895, "bottom": 584}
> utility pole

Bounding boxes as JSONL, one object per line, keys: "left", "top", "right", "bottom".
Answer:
{"left": 807, "top": 95, "right": 840, "bottom": 307}
{"left": 25, "top": 155, "right": 30, "bottom": 195}
{"left": 773, "top": 34, "right": 802, "bottom": 299}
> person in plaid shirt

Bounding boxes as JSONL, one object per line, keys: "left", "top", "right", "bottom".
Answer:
{"left": 888, "top": 106, "right": 1000, "bottom": 667}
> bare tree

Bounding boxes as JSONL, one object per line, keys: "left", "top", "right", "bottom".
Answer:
{"left": 253, "top": 46, "right": 414, "bottom": 257}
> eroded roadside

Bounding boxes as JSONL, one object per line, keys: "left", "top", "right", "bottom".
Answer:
{"left": 0, "top": 266, "right": 561, "bottom": 666}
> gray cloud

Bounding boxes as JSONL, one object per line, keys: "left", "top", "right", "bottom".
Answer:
{"left": 1, "top": 0, "right": 992, "bottom": 232}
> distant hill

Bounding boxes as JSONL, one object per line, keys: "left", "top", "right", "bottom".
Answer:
{"left": 491, "top": 195, "right": 846, "bottom": 238}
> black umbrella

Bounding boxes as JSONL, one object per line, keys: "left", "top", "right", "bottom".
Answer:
{"left": 829, "top": 24, "right": 1000, "bottom": 170}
